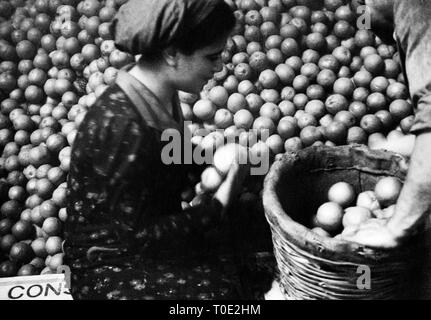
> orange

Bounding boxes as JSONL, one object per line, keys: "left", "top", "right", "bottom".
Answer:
{"left": 325, "top": 94, "right": 348, "bottom": 115}
{"left": 353, "top": 70, "right": 373, "bottom": 88}
{"left": 319, "top": 114, "right": 334, "bottom": 127}
{"left": 324, "top": 121, "right": 348, "bottom": 144}
{"left": 214, "top": 109, "right": 233, "bottom": 129}
{"left": 389, "top": 99, "right": 413, "bottom": 120}
{"left": 234, "top": 62, "right": 253, "bottom": 82}
{"left": 306, "top": 84, "right": 325, "bottom": 101}
{"left": 260, "top": 6, "right": 279, "bottom": 23}
{"left": 286, "top": 56, "right": 303, "bottom": 73}
{"left": 315, "top": 202, "right": 344, "bottom": 233}
{"left": 300, "top": 125, "right": 322, "bottom": 147}
{"left": 342, "top": 206, "right": 372, "bottom": 228}
{"left": 247, "top": 41, "right": 263, "bottom": 56}
{"left": 400, "top": 115, "right": 414, "bottom": 134}
{"left": 297, "top": 113, "right": 317, "bottom": 129}
{"left": 227, "top": 93, "right": 247, "bottom": 114}
{"left": 265, "top": 134, "right": 284, "bottom": 155}
{"left": 328, "top": 182, "right": 355, "bottom": 208}
{"left": 301, "top": 63, "right": 320, "bottom": 82}
{"left": 42, "top": 217, "right": 62, "bottom": 237}
{"left": 386, "top": 82, "right": 408, "bottom": 100}
{"left": 364, "top": 54, "right": 385, "bottom": 75}
{"left": 280, "top": 86, "right": 296, "bottom": 101}
{"left": 349, "top": 101, "right": 368, "bottom": 120}
{"left": 265, "top": 35, "right": 283, "bottom": 50}
{"left": 317, "top": 69, "right": 336, "bottom": 89}
{"left": 293, "top": 93, "right": 309, "bottom": 110}
{"left": 266, "top": 48, "right": 284, "bottom": 67}
{"left": 305, "top": 32, "right": 326, "bottom": 52}
{"left": 238, "top": 80, "right": 256, "bottom": 96}
{"left": 259, "top": 69, "right": 279, "bottom": 89}
{"left": 260, "top": 89, "right": 280, "bottom": 103}
{"left": 277, "top": 117, "right": 298, "bottom": 140}
{"left": 375, "top": 110, "right": 394, "bottom": 131}
{"left": 333, "top": 110, "right": 356, "bottom": 128}
{"left": 306, "top": 99, "right": 324, "bottom": 118}
{"left": 333, "top": 77, "right": 355, "bottom": 97}
{"left": 11, "top": 220, "right": 35, "bottom": 241}
{"left": 384, "top": 59, "right": 400, "bottom": 79}
{"left": 370, "top": 76, "right": 390, "bottom": 93}
{"left": 223, "top": 75, "right": 239, "bottom": 94}
{"left": 259, "top": 102, "right": 281, "bottom": 123}
{"left": 249, "top": 51, "right": 270, "bottom": 73}
{"left": 213, "top": 143, "right": 249, "bottom": 176}
{"left": 246, "top": 93, "right": 264, "bottom": 115}
{"left": 280, "top": 38, "right": 300, "bottom": 58}
{"left": 360, "top": 114, "right": 383, "bottom": 134}
{"left": 302, "top": 49, "right": 321, "bottom": 64}
{"left": 347, "top": 126, "right": 368, "bottom": 145}
{"left": 234, "top": 109, "right": 254, "bottom": 130}
{"left": 374, "top": 177, "right": 403, "bottom": 207}
{"left": 193, "top": 99, "right": 216, "bottom": 121}
{"left": 292, "top": 75, "right": 310, "bottom": 93}
{"left": 208, "top": 86, "right": 229, "bottom": 108}
{"left": 245, "top": 9, "right": 263, "bottom": 26}
{"left": 45, "top": 236, "right": 63, "bottom": 256}
{"left": 9, "top": 242, "right": 34, "bottom": 264}
{"left": 333, "top": 20, "right": 355, "bottom": 39}
{"left": 354, "top": 29, "right": 375, "bottom": 48}
{"left": 253, "top": 116, "right": 276, "bottom": 137}
{"left": 278, "top": 100, "right": 296, "bottom": 117}
{"left": 318, "top": 54, "right": 341, "bottom": 73}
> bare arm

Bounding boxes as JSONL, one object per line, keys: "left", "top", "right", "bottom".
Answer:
{"left": 387, "top": 131, "right": 431, "bottom": 240}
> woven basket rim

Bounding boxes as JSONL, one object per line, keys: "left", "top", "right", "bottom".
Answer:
{"left": 263, "top": 145, "right": 415, "bottom": 264}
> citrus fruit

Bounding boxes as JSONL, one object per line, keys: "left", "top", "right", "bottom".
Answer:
{"left": 315, "top": 202, "right": 344, "bottom": 233}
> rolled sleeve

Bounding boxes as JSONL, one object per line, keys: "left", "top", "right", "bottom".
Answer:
{"left": 394, "top": 0, "right": 431, "bottom": 134}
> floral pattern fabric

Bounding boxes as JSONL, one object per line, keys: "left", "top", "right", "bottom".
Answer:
{"left": 64, "top": 82, "right": 240, "bottom": 300}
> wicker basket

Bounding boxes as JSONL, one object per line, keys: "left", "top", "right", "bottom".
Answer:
{"left": 263, "top": 145, "right": 425, "bottom": 300}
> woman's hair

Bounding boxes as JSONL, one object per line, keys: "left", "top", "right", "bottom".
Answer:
{"left": 173, "top": 1, "right": 236, "bottom": 55}
{"left": 140, "top": 1, "right": 236, "bottom": 61}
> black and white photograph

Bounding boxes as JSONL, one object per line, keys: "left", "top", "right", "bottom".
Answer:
{"left": 0, "top": 0, "right": 431, "bottom": 307}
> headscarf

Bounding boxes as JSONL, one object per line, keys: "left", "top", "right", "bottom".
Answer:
{"left": 112, "top": 0, "right": 224, "bottom": 56}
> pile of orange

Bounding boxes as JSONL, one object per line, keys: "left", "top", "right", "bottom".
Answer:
{"left": 0, "top": 0, "right": 415, "bottom": 278}
{"left": 312, "top": 177, "right": 403, "bottom": 238}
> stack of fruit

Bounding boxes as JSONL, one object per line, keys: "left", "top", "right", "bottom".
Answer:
{"left": 312, "top": 177, "right": 402, "bottom": 238}
{"left": 0, "top": 0, "right": 134, "bottom": 277}
{"left": 0, "top": 0, "right": 415, "bottom": 278}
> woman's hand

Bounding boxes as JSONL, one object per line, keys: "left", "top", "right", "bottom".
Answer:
{"left": 341, "top": 220, "right": 403, "bottom": 249}
{"left": 213, "top": 161, "right": 250, "bottom": 211}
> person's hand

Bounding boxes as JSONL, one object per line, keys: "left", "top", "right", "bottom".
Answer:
{"left": 214, "top": 161, "right": 250, "bottom": 210}
{"left": 341, "top": 219, "right": 403, "bottom": 249}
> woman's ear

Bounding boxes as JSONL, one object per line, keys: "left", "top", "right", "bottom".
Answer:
{"left": 162, "top": 47, "right": 179, "bottom": 67}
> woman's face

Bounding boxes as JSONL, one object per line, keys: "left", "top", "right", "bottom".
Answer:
{"left": 173, "top": 37, "right": 227, "bottom": 94}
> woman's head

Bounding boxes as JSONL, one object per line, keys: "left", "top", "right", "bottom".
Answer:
{"left": 113, "top": 0, "right": 235, "bottom": 59}
{"left": 113, "top": 0, "right": 235, "bottom": 93}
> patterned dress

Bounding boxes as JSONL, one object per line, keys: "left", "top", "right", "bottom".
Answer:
{"left": 64, "top": 68, "right": 244, "bottom": 300}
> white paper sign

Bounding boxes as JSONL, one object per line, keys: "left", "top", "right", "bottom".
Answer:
{"left": 0, "top": 273, "right": 73, "bottom": 300}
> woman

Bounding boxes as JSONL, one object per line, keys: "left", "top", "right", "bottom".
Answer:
{"left": 64, "top": 0, "right": 245, "bottom": 300}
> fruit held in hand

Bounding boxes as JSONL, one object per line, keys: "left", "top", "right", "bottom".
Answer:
{"left": 356, "top": 190, "right": 381, "bottom": 212}
{"left": 374, "top": 177, "right": 402, "bottom": 207}
{"left": 200, "top": 166, "right": 223, "bottom": 193}
{"left": 342, "top": 206, "right": 372, "bottom": 228}
{"left": 213, "top": 143, "right": 248, "bottom": 176}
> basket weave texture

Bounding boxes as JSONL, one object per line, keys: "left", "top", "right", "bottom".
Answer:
{"left": 263, "top": 145, "right": 423, "bottom": 300}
